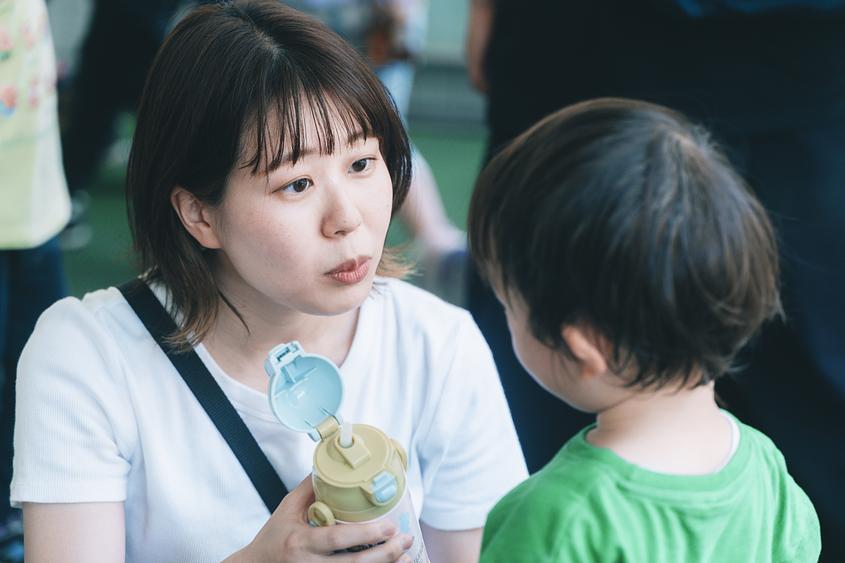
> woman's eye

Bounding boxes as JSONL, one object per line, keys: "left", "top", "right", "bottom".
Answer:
{"left": 280, "top": 178, "right": 312, "bottom": 193}
{"left": 349, "top": 158, "right": 374, "bottom": 173}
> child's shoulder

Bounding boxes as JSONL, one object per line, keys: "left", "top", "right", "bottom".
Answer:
{"left": 733, "top": 416, "right": 814, "bottom": 502}
{"left": 494, "top": 464, "right": 595, "bottom": 518}
{"left": 482, "top": 448, "right": 614, "bottom": 561}
{"left": 732, "top": 416, "right": 822, "bottom": 560}
{"left": 503, "top": 442, "right": 612, "bottom": 509}
{"left": 734, "top": 415, "right": 789, "bottom": 471}
{"left": 492, "top": 436, "right": 613, "bottom": 524}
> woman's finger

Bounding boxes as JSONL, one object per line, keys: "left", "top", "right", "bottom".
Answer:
{"left": 306, "top": 520, "right": 398, "bottom": 553}
{"left": 273, "top": 475, "right": 315, "bottom": 517}
{"left": 329, "top": 531, "right": 415, "bottom": 563}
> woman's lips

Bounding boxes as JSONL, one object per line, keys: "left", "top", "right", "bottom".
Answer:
{"left": 326, "top": 257, "right": 371, "bottom": 285}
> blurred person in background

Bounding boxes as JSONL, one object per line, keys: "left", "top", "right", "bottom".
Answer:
{"left": 56, "top": 0, "right": 188, "bottom": 250}
{"left": 467, "top": 1, "right": 845, "bottom": 560}
{"left": 0, "top": 0, "right": 70, "bottom": 560}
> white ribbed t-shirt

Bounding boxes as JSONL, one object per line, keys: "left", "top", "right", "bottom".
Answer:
{"left": 12, "top": 277, "right": 527, "bottom": 562}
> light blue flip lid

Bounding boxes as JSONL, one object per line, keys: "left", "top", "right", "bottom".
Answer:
{"left": 264, "top": 341, "right": 343, "bottom": 442}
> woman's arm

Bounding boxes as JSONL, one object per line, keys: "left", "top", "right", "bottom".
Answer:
{"left": 24, "top": 481, "right": 412, "bottom": 563}
{"left": 413, "top": 317, "right": 527, "bottom": 561}
{"left": 23, "top": 502, "right": 126, "bottom": 563}
{"left": 421, "top": 523, "right": 482, "bottom": 563}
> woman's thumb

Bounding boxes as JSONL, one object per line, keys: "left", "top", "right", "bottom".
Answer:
{"left": 275, "top": 474, "right": 315, "bottom": 513}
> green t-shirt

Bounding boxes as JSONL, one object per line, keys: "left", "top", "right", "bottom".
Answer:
{"left": 481, "top": 414, "right": 820, "bottom": 562}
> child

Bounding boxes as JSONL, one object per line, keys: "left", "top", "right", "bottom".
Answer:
{"left": 469, "top": 98, "right": 820, "bottom": 562}
{"left": 11, "top": 2, "right": 527, "bottom": 561}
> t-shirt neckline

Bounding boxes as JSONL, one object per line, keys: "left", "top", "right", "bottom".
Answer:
{"left": 187, "top": 286, "right": 377, "bottom": 422}
{"left": 565, "top": 410, "right": 750, "bottom": 495}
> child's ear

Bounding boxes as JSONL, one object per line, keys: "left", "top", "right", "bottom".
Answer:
{"left": 561, "top": 326, "right": 608, "bottom": 380}
{"left": 171, "top": 187, "right": 222, "bottom": 250}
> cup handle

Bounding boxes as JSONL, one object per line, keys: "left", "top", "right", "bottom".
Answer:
{"left": 308, "top": 501, "right": 336, "bottom": 527}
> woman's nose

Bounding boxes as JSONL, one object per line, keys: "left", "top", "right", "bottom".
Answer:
{"left": 321, "top": 185, "right": 363, "bottom": 238}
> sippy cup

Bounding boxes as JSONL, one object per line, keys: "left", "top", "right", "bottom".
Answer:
{"left": 264, "top": 341, "right": 429, "bottom": 562}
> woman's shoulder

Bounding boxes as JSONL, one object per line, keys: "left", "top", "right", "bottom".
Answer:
{"left": 25, "top": 285, "right": 142, "bottom": 370}
{"left": 36, "top": 286, "right": 137, "bottom": 335}
{"left": 361, "top": 277, "right": 491, "bottom": 376}
{"left": 16, "top": 287, "right": 143, "bottom": 490}
{"left": 370, "top": 276, "right": 473, "bottom": 329}
{"left": 36, "top": 286, "right": 115, "bottom": 326}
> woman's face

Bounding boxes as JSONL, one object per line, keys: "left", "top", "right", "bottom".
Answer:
{"left": 205, "top": 111, "right": 394, "bottom": 318}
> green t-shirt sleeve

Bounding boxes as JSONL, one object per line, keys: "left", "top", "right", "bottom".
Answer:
{"left": 480, "top": 477, "right": 619, "bottom": 563}
{"left": 771, "top": 459, "right": 822, "bottom": 561}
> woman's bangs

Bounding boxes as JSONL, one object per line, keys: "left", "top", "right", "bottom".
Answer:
{"left": 240, "top": 68, "right": 384, "bottom": 176}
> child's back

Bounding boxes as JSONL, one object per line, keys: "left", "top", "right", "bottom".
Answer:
{"left": 469, "top": 98, "right": 821, "bottom": 562}
{"left": 484, "top": 419, "right": 818, "bottom": 561}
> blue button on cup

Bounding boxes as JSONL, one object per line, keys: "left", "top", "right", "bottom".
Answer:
{"left": 372, "top": 471, "right": 398, "bottom": 504}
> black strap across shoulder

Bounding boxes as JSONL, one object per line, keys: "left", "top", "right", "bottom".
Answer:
{"left": 118, "top": 277, "right": 287, "bottom": 513}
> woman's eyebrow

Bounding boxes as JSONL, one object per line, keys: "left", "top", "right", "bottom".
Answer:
{"left": 279, "top": 129, "right": 368, "bottom": 165}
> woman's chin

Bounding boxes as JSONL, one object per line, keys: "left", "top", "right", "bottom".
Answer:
{"left": 306, "top": 278, "right": 374, "bottom": 316}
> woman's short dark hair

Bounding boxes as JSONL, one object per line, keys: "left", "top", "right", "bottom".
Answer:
{"left": 469, "top": 98, "right": 782, "bottom": 388}
{"left": 126, "top": 0, "right": 412, "bottom": 347}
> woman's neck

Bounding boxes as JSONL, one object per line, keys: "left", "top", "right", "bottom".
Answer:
{"left": 587, "top": 382, "right": 733, "bottom": 475}
{"left": 200, "top": 272, "right": 359, "bottom": 394}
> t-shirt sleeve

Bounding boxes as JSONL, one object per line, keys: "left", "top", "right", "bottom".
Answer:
{"left": 416, "top": 313, "right": 528, "bottom": 530}
{"left": 481, "top": 483, "right": 611, "bottom": 563}
{"left": 775, "top": 458, "right": 822, "bottom": 562}
{"left": 11, "top": 297, "right": 137, "bottom": 506}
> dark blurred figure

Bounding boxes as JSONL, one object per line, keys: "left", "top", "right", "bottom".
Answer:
{"left": 467, "top": 1, "right": 845, "bottom": 560}
{"left": 57, "top": 0, "right": 188, "bottom": 249}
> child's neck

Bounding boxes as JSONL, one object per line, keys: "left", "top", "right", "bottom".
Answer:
{"left": 587, "top": 383, "right": 734, "bottom": 475}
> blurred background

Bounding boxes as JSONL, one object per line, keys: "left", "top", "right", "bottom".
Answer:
{"left": 47, "top": 0, "right": 483, "bottom": 298}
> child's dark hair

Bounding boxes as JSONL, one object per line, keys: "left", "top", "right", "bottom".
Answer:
{"left": 469, "top": 98, "right": 782, "bottom": 388}
{"left": 126, "top": 0, "right": 412, "bottom": 347}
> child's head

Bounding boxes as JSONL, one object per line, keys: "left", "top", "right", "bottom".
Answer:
{"left": 469, "top": 98, "right": 781, "bottom": 410}
{"left": 126, "top": 0, "right": 411, "bottom": 345}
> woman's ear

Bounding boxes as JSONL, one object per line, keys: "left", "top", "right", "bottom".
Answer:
{"left": 561, "top": 325, "right": 608, "bottom": 380}
{"left": 171, "top": 187, "right": 222, "bottom": 250}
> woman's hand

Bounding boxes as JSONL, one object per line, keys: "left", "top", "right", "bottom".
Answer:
{"left": 225, "top": 477, "right": 414, "bottom": 563}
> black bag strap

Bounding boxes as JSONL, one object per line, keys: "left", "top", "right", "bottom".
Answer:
{"left": 118, "top": 278, "right": 287, "bottom": 512}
